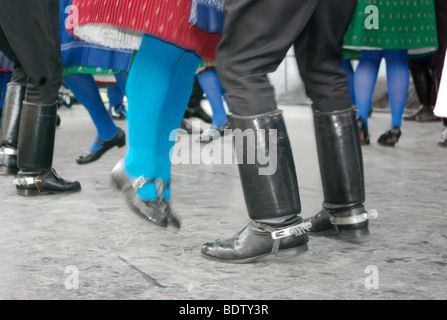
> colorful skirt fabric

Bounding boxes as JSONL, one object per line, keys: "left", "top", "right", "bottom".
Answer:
{"left": 0, "top": 51, "right": 14, "bottom": 72}
{"left": 343, "top": 0, "right": 438, "bottom": 57}
{"left": 189, "top": 0, "right": 225, "bottom": 34}
{"left": 196, "top": 59, "right": 216, "bottom": 75}
{"left": 60, "top": 0, "right": 134, "bottom": 75}
{"left": 62, "top": 65, "right": 120, "bottom": 77}
{"left": 70, "top": 0, "right": 221, "bottom": 61}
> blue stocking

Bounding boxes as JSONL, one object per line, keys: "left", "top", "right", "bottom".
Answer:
{"left": 107, "top": 83, "right": 124, "bottom": 106}
{"left": 384, "top": 49, "right": 409, "bottom": 128}
{"left": 63, "top": 74, "right": 118, "bottom": 152}
{"left": 124, "top": 35, "right": 200, "bottom": 201}
{"left": 114, "top": 72, "right": 128, "bottom": 95}
{"left": 196, "top": 68, "right": 228, "bottom": 129}
{"left": 354, "top": 50, "right": 383, "bottom": 127}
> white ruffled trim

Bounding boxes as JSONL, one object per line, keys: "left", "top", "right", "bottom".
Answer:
{"left": 93, "top": 74, "right": 118, "bottom": 84}
{"left": 344, "top": 45, "right": 438, "bottom": 56}
{"left": 73, "top": 24, "right": 143, "bottom": 50}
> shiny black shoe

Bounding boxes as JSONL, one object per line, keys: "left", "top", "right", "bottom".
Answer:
{"left": 109, "top": 104, "right": 126, "bottom": 120}
{"left": 303, "top": 206, "right": 378, "bottom": 239}
{"left": 404, "top": 105, "right": 440, "bottom": 122}
{"left": 303, "top": 210, "right": 337, "bottom": 236}
{"left": 416, "top": 111, "right": 440, "bottom": 122}
{"left": 76, "top": 128, "right": 126, "bottom": 164}
{"left": 356, "top": 116, "right": 370, "bottom": 145}
{"left": 201, "top": 221, "right": 310, "bottom": 264}
{"left": 13, "top": 168, "right": 81, "bottom": 196}
{"left": 377, "top": 126, "right": 401, "bottom": 147}
{"left": 111, "top": 159, "right": 181, "bottom": 229}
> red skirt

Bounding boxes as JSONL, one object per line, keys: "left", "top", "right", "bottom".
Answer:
{"left": 70, "top": 0, "right": 221, "bottom": 61}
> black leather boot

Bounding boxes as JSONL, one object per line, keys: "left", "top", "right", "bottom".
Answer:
{"left": 305, "top": 108, "right": 377, "bottom": 238}
{"left": 12, "top": 101, "right": 81, "bottom": 196}
{"left": 0, "top": 82, "right": 26, "bottom": 175}
{"left": 404, "top": 61, "right": 439, "bottom": 122}
{"left": 201, "top": 110, "right": 309, "bottom": 263}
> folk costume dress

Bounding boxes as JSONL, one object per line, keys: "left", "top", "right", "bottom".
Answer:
{"left": 343, "top": 0, "right": 438, "bottom": 56}
{"left": 70, "top": 0, "right": 220, "bottom": 61}
{"left": 342, "top": 0, "right": 439, "bottom": 146}
{"left": 70, "top": 0, "right": 222, "bottom": 228}
{"left": 60, "top": 0, "right": 132, "bottom": 161}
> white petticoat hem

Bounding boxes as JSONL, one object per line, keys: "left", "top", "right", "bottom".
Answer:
{"left": 73, "top": 24, "right": 143, "bottom": 50}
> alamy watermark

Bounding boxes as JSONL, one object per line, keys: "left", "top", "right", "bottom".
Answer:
{"left": 364, "top": 5, "right": 379, "bottom": 30}
{"left": 170, "top": 121, "right": 278, "bottom": 176}
{"left": 64, "top": 265, "right": 79, "bottom": 290}
{"left": 364, "top": 265, "right": 379, "bottom": 289}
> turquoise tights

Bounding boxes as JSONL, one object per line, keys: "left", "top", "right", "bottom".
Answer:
{"left": 124, "top": 35, "right": 201, "bottom": 201}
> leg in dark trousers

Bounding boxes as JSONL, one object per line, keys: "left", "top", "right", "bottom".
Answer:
{"left": 0, "top": 0, "right": 80, "bottom": 195}
{"left": 201, "top": 0, "right": 376, "bottom": 264}
{"left": 293, "top": 0, "right": 376, "bottom": 237}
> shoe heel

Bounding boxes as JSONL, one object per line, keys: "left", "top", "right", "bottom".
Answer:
{"left": 336, "top": 221, "right": 369, "bottom": 239}
{"left": 338, "top": 228, "right": 369, "bottom": 239}
{"left": 16, "top": 188, "right": 43, "bottom": 197}
{"left": 276, "top": 243, "right": 309, "bottom": 258}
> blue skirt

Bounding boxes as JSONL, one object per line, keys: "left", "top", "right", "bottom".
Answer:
{"left": 189, "top": 0, "right": 224, "bottom": 35}
{"left": 59, "top": 0, "right": 133, "bottom": 72}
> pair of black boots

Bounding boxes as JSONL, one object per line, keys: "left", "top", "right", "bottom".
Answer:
{"left": 201, "top": 107, "right": 376, "bottom": 263}
{"left": 0, "top": 82, "right": 80, "bottom": 196}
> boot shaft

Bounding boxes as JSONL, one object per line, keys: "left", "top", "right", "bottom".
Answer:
{"left": 228, "top": 110, "right": 301, "bottom": 222}
{"left": 17, "top": 101, "right": 57, "bottom": 172}
{"left": 313, "top": 107, "right": 365, "bottom": 207}
{"left": 1, "top": 82, "right": 26, "bottom": 147}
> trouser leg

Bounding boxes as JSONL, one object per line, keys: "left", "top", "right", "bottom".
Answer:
{"left": 0, "top": 0, "right": 62, "bottom": 104}
{"left": 0, "top": 1, "right": 80, "bottom": 195}
{"left": 203, "top": 0, "right": 324, "bottom": 263}
{"left": 291, "top": 0, "right": 377, "bottom": 237}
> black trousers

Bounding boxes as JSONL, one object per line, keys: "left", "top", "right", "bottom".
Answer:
{"left": 216, "top": 0, "right": 357, "bottom": 115}
{"left": 408, "top": 0, "right": 447, "bottom": 106}
{"left": 0, "top": 0, "right": 62, "bottom": 104}
{"left": 433, "top": 0, "right": 447, "bottom": 89}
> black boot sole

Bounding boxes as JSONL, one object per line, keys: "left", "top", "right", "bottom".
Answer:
{"left": 16, "top": 186, "right": 81, "bottom": 197}
{"left": 201, "top": 242, "right": 308, "bottom": 264}
{"left": 14, "top": 168, "right": 81, "bottom": 196}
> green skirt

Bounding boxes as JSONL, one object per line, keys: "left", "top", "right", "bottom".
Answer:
{"left": 343, "top": 0, "right": 438, "bottom": 57}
